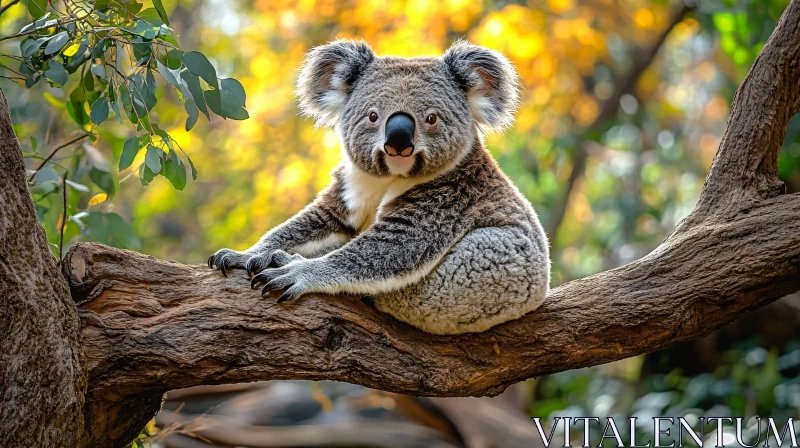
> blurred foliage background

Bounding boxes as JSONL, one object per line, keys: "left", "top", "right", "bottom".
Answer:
{"left": 1, "top": 0, "right": 799, "bottom": 446}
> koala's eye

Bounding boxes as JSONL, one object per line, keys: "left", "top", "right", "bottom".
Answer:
{"left": 369, "top": 112, "right": 379, "bottom": 123}
{"left": 425, "top": 114, "right": 437, "bottom": 125}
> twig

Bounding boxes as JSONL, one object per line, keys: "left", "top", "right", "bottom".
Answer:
{"left": 0, "top": 16, "right": 80, "bottom": 43}
{"left": 28, "top": 134, "right": 90, "bottom": 182}
{"left": 60, "top": 172, "right": 68, "bottom": 260}
{"left": 546, "top": 2, "right": 694, "bottom": 241}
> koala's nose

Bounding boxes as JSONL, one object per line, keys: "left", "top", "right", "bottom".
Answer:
{"left": 384, "top": 113, "right": 415, "bottom": 157}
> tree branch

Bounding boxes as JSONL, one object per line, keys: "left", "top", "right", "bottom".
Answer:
{"left": 55, "top": 0, "right": 800, "bottom": 446}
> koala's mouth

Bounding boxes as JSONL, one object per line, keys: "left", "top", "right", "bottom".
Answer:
{"left": 383, "top": 152, "right": 418, "bottom": 175}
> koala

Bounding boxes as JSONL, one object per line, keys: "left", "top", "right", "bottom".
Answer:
{"left": 208, "top": 39, "right": 550, "bottom": 334}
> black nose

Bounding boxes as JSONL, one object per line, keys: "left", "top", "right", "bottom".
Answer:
{"left": 384, "top": 113, "right": 415, "bottom": 157}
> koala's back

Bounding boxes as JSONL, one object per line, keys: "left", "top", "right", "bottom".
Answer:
{"left": 373, "top": 144, "right": 551, "bottom": 334}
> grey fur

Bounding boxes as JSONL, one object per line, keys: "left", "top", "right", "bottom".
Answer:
{"left": 209, "top": 40, "right": 550, "bottom": 334}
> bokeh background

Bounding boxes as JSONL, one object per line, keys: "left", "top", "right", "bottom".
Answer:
{"left": 2, "top": 0, "right": 800, "bottom": 446}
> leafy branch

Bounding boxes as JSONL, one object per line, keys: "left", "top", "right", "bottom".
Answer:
{"left": 3, "top": 0, "right": 249, "bottom": 191}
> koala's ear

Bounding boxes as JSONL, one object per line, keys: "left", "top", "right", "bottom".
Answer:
{"left": 443, "top": 40, "right": 520, "bottom": 132}
{"left": 296, "top": 39, "right": 376, "bottom": 127}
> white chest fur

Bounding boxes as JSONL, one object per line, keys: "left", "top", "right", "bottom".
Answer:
{"left": 341, "top": 161, "right": 427, "bottom": 232}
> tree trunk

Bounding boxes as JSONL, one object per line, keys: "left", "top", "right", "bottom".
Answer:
{"left": 1, "top": 1, "right": 800, "bottom": 446}
{"left": 0, "top": 91, "right": 85, "bottom": 446}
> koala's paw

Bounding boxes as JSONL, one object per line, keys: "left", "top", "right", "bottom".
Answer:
{"left": 250, "top": 253, "right": 314, "bottom": 303}
{"left": 207, "top": 248, "right": 249, "bottom": 277}
{"left": 244, "top": 249, "right": 305, "bottom": 276}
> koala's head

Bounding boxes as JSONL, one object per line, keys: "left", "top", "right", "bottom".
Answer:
{"left": 296, "top": 39, "right": 519, "bottom": 178}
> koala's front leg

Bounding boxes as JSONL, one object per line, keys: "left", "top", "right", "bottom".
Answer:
{"left": 208, "top": 178, "right": 353, "bottom": 276}
{"left": 251, "top": 206, "right": 466, "bottom": 301}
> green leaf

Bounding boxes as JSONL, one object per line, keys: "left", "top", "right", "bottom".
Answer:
{"left": 92, "top": 38, "right": 107, "bottom": 59}
{"left": 90, "top": 97, "right": 109, "bottom": 125}
{"left": 44, "top": 61, "right": 69, "bottom": 87}
{"left": 130, "top": 73, "right": 157, "bottom": 113}
{"left": 65, "top": 179, "right": 90, "bottom": 192}
{"left": 119, "top": 137, "right": 139, "bottom": 170}
{"left": 185, "top": 153, "right": 197, "bottom": 180}
{"left": 184, "top": 98, "right": 199, "bottom": 131}
{"left": 124, "top": 19, "right": 159, "bottom": 39}
{"left": 165, "top": 49, "right": 184, "bottom": 69}
{"left": 205, "top": 78, "right": 248, "bottom": 120}
{"left": 182, "top": 51, "right": 218, "bottom": 89}
{"left": 162, "top": 150, "right": 186, "bottom": 190}
{"left": 28, "top": 0, "right": 47, "bottom": 19}
{"left": 132, "top": 40, "right": 152, "bottom": 63}
{"left": 145, "top": 145, "right": 162, "bottom": 172}
{"left": 83, "top": 70, "right": 95, "bottom": 91}
{"left": 89, "top": 167, "right": 117, "bottom": 198}
{"left": 94, "top": 0, "right": 110, "bottom": 10}
{"left": 152, "top": 0, "right": 169, "bottom": 25}
{"left": 44, "top": 31, "right": 69, "bottom": 55}
{"left": 180, "top": 70, "right": 209, "bottom": 119}
{"left": 20, "top": 14, "right": 54, "bottom": 33}
{"left": 65, "top": 45, "right": 90, "bottom": 73}
{"left": 156, "top": 59, "right": 181, "bottom": 86}
{"left": 20, "top": 37, "right": 45, "bottom": 58}
{"left": 25, "top": 74, "right": 40, "bottom": 88}
{"left": 138, "top": 8, "right": 165, "bottom": 26}
{"left": 139, "top": 163, "right": 156, "bottom": 186}
{"left": 126, "top": 1, "right": 143, "bottom": 15}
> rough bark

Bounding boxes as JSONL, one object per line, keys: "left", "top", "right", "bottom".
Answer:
{"left": 0, "top": 1, "right": 799, "bottom": 447}
{"left": 0, "top": 91, "right": 85, "bottom": 445}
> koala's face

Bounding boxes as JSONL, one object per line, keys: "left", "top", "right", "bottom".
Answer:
{"left": 297, "top": 40, "right": 519, "bottom": 178}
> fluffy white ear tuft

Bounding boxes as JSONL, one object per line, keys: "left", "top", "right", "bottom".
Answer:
{"left": 443, "top": 40, "right": 520, "bottom": 132}
{"left": 296, "top": 39, "right": 376, "bottom": 128}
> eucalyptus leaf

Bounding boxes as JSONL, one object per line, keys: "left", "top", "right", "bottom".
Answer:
{"left": 126, "top": 1, "right": 143, "bottom": 15}
{"left": 156, "top": 59, "right": 181, "bottom": 86}
{"left": 153, "top": 0, "right": 170, "bottom": 25}
{"left": 182, "top": 51, "right": 218, "bottom": 89}
{"left": 65, "top": 179, "right": 90, "bottom": 192}
{"left": 19, "top": 14, "right": 54, "bottom": 33}
{"left": 165, "top": 49, "right": 184, "bottom": 69}
{"left": 21, "top": 37, "right": 45, "bottom": 58}
{"left": 145, "top": 145, "right": 162, "bottom": 172}
{"left": 28, "top": 0, "right": 47, "bottom": 19}
{"left": 205, "top": 78, "right": 248, "bottom": 120}
{"left": 185, "top": 153, "right": 197, "bottom": 180}
{"left": 180, "top": 70, "right": 209, "bottom": 119}
{"left": 184, "top": 98, "right": 199, "bottom": 131}
{"left": 119, "top": 137, "right": 139, "bottom": 170}
{"left": 89, "top": 167, "right": 117, "bottom": 198}
{"left": 44, "top": 32, "right": 69, "bottom": 56}
{"left": 44, "top": 61, "right": 69, "bottom": 87}
{"left": 138, "top": 8, "right": 165, "bottom": 26}
{"left": 139, "top": 163, "right": 156, "bottom": 186}
{"left": 162, "top": 150, "right": 186, "bottom": 190}
{"left": 90, "top": 97, "right": 109, "bottom": 125}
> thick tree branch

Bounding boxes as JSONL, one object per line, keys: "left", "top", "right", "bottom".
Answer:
{"left": 46, "top": 0, "right": 800, "bottom": 446}
{"left": 0, "top": 92, "right": 84, "bottom": 446}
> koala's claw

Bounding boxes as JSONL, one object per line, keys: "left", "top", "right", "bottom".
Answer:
{"left": 277, "top": 290, "right": 299, "bottom": 303}
{"left": 271, "top": 250, "right": 305, "bottom": 267}
{"left": 208, "top": 248, "right": 248, "bottom": 277}
{"left": 245, "top": 254, "right": 272, "bottom": 277}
